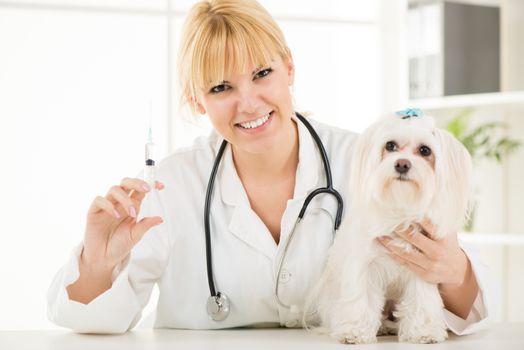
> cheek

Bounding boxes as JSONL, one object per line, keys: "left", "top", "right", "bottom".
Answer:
{"left": 264, "top": 78, "right": 292, "bottom": 105}
{"left": 204, "top": 98, "right": 236, "bottom": 125}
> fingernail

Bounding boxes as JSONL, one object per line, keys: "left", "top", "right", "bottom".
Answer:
{"left": 142, "top": 183, "right": 151, "bottom": 192}
{"left": 128, "top": 206, "right": 137, "bottom": 218}
{"left": 113, "top": 209, "right": 121, "bottom": 219}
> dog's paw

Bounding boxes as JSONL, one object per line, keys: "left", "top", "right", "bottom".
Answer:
{"left": 399, "top": 328, "right": 448, "bottom": 344}
{"left": 331, "top": 328, "right": 378, "bottom": 344}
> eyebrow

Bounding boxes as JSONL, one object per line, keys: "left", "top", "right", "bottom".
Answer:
{"left": 252, "top": 66, "right": 264, "bottom": 74}
{"left": 212, "top": 66, "right": 266, "bottom": 86}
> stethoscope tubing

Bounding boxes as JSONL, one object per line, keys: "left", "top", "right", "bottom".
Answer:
{"left": 294, "top": 113, "right": 343, "bottom": 230}
{"left": 203, "top": 112, "right": 343, "bottom": 320}
{"left": 204, "top": 140, "right": 228, "bottom": 298}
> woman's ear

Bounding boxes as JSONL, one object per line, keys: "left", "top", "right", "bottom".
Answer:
{"left": 190, "top": 95, "right": 206, "bottom": 115}
{"left": 285, "top": 49, "right": 295, "bottom": 86}
{"left": 196, "top": 102, "right": 206, "bottom": 115}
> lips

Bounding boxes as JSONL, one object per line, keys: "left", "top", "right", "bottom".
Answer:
{"left": 236, "top": 111, "right": 273, "bottom": 130}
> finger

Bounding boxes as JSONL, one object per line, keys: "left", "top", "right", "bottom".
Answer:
{"left": 394, "top": 225, "right": 438, "bottom": 257}
{"left": 120, "top": 177, "right": 153, "bottom": 195}
{"left": 384, "top": 243, "right": 429, "bottom": 270}
{"left": 377, "top": 236, "right": 398, "bottom": 252}
{"left": 89, "top": 196, "right": 122, "bottom": 219}
{"left": 130, "top": 180, "right": 166, "bottom": 203}
{"left": 420, "top": 219, "right": 438, "bottom": 239}
{"left": 106, "top": 186, "right": 137, "bottom": 218}
{"left": 387, "top": 252, "right": 428, "bottom": 280}
{"left": 376, "top": 236, "right": 393, "bottom": 250}
{"left": 131, "top": 181, "right": 166, "bottom": 201}
{"left": 130, "top": 216, "right": 164, "bottom": 244}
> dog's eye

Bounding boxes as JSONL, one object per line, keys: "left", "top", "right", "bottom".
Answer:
{"left": 385, "top": 141, "right": 397, "bottom": 152}
{"left": 419, "top": 145, "right": 432, "bottom": 157}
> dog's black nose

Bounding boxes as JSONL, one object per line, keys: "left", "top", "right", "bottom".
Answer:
{"left": 395, "top": 159, "right": 411, "bottom": 174}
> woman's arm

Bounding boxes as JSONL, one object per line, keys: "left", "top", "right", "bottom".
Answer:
{"left": 437, "top": 250, "right": 479, "bottom": 319}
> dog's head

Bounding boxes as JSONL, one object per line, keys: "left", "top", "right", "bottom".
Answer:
{"left": 349, "top": 113, "right": 472, "bottom": 236}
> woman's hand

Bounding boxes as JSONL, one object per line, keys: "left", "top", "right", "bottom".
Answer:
{"left": 376, "top": 220, "right": 467, "bottom": 286}
{"left": 82, "top": 177, "right": 165, "bottom": 270}
{"left": 67, "top": 177, "right": 166, "bottom": 304}
{"left": 376, "top": 220, "right": 479, "bottom": 319}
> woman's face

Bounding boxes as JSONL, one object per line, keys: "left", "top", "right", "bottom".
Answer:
{"left": 195, "top": 56, "right": 295, "bottom": 155}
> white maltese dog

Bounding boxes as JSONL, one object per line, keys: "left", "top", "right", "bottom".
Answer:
{"left": 305, "top": 110, "right": 472, "bottom": 344}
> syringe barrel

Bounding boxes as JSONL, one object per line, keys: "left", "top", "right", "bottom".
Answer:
{"left": 145, "top": 142, "right": 155, "bottom": 166}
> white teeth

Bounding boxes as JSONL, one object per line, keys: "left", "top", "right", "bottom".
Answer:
{"left": 239, "top": 113, "right": 270, "bottom": 129}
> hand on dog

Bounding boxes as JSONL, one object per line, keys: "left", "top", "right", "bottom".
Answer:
{"left": 376, "top": 220, "right": 469, "bottom": 287}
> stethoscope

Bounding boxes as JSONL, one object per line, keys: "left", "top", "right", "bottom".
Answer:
{"left": 204, "top": 112, "right": 344, "bottom": 321}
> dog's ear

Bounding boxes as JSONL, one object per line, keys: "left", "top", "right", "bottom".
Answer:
{"left": 349, "top": 122, "right": 383, "bottom": 207}
{"left": 431, "top": 128, "right": 473, "bottom": 236}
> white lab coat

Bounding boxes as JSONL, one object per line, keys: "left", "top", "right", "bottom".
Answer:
{"left": 47, "top": 115, "right": 496, "bottom": 334}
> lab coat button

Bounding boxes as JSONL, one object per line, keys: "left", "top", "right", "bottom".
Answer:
{"left": 279, "top": 269, "right": 291, "bottom": 284}
{"left": 285, "top": 319, "right": 298, "bottom": 328}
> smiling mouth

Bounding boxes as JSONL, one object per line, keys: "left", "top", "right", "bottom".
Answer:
{"left": 236, "top": 111, "right": 273, "bottom": 129}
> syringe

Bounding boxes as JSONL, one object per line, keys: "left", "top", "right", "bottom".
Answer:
{"left": 144, "top": 127, "right": 156, "bottom": 188}
{"left": 144, "top": 102, "right": 156, "bottom": 189}
{"left": 138, "top": 103, "right": 163, "bottom": 222}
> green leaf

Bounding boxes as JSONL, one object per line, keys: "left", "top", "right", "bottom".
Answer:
{"left": 444, "top": 108, "right": 522, "bottom": 163}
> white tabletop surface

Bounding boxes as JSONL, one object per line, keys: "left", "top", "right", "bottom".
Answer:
{"left": 1, "top": 323, "right": 523, "bottom": 350}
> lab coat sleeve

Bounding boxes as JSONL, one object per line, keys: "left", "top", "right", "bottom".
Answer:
{"left": 443, "top": 239, "right": 499, "bottom": 335}
{"left": 46, "top": 244, "right": 140, "bottom": 333}
{"left": 47, "top": 219, "right": 172, "bottom": 334}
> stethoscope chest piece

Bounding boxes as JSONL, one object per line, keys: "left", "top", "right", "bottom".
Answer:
{"left": 207, "top": 292, "right": 230, "bottom": 321}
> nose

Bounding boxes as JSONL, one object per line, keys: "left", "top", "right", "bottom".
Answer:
{"left": 237, "top": 87, "right": 259, "bottom": 114}
{"left": 395, "top": 159, "right": 411, "bottom": 174}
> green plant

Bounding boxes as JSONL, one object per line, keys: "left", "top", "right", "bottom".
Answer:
{"left": 445, "top": 108, "right": 522, "bottom": 231}
{"left": 446, "top": 108, "right": 521, "bottom": 163}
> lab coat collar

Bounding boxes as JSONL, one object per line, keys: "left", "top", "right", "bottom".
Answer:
{"left": 215, "top": 114, "right": 322, "bottom": 259}
{"left": 218, "top": 143, "right": 277, "bottom": 259}
{"left": 218, "top": 114, "right": 320, "bottom": 207}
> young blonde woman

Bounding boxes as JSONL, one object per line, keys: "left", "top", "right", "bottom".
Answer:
{"left": 48, "top": 0, "right": 494, "bottom": 335}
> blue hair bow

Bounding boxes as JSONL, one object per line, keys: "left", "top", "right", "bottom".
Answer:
{"left": 395, "top": 108, "right": 424, "bottom": 119}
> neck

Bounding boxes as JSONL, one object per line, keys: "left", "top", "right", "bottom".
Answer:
{"left": 232, "top": 118, "right": 299, "bottom": 185}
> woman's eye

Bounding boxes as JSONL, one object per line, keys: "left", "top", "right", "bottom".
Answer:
{"left": 385, "top": 141, "right": 397, "bottom": 152}
{"left": 254, "top": 67, "right": 272, "bottom": 79}
{"left": 419, "top": 145, "right": 432, "bottom": 157}
{"left": 209, "top": 84, "right": 229, "bottom": 94}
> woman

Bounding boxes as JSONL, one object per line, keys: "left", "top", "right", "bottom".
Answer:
{"left": 48, "top": 0, "right": 493, "bottom": 334}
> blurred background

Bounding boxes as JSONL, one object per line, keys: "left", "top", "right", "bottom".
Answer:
{"left": 0, "top": 0, "right": 522, "bottom": 329}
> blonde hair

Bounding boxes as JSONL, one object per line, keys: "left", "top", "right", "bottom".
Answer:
{"left": 177, "top": 0, "right": 290, "bottom": 114}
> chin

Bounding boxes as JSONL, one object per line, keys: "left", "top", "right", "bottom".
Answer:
{"left": 304, "top": 112, "right": 473, "bottom": 344}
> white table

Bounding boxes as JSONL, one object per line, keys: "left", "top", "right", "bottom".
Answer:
{"left": 1, "top": 323, "right": 523, "bottom": 350}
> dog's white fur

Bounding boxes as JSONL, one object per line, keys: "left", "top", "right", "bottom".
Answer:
{"left": 304, "top": 114, "right": 472, "bottom": 344}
